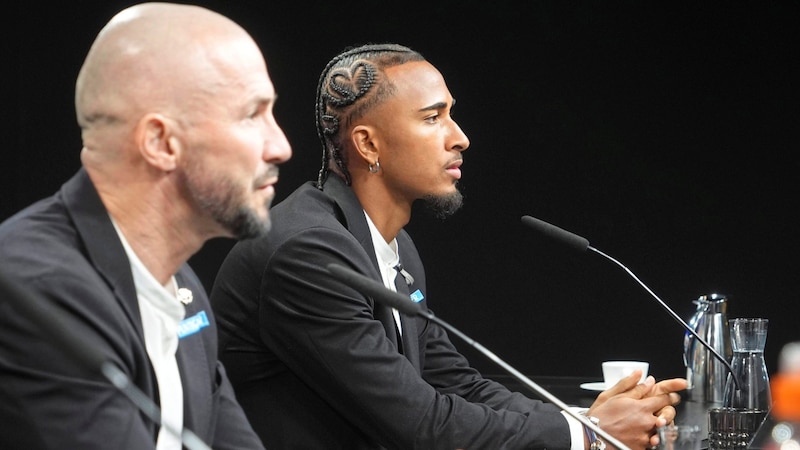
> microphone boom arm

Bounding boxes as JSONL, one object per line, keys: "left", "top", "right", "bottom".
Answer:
{"left": 520, "top": 215, "right": 741, "bottom": 390}
{"left": 325, "top": 263, "right": 631, "bottom": 450}
{"left": 424, "top": 308, "right": 631, "bottom": 450}
{"left": 0, "top": 270, "right": 211, "bottom": 450}
{"left": 587, "top": 245, "right": 740, "bottom": 389}
{"left": 101, "top": 363, "right": 211, "bottom": 450}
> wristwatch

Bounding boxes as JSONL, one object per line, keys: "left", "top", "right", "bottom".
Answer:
{"left": 584, "top": 416, "right": 606, "bottom": 450}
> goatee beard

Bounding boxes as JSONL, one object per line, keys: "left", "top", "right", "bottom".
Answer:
{"left": 422, "top": 190, "right": 463, "bottom": 220}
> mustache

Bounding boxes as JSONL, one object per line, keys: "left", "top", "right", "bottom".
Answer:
{"left": 254, "top": 165, "right": 280, "bottom": 187}
{"left": 447, "top": 156, "right": 463, "bottom": 166}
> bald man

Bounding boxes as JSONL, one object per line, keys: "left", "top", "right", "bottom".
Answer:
{"left": 0, "top": 2, "right": 290, "bottom": 449}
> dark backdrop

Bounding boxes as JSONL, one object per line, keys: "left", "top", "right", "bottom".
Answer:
{"left": 8, "top": 1, "right": 799, "bottom": 384}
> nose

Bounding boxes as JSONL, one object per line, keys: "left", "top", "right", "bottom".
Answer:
{"left": 264, "top": 117, "right": 292, "bottom": 164}
{"left": 449, "top": 119, "right": 470, "bottom": 153}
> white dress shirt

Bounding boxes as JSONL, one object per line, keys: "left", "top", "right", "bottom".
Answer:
{"left": 365, "top": 212, "right": 403, "bottom": 335}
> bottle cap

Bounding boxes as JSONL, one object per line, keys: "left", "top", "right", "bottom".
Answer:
{"left": 779, "top": 342, "right": 800, "bottom": 373}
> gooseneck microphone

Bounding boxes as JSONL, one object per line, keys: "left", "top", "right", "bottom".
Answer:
{"left": 326, "top": 262, "right": 631, "bottom": 450}
{"left": 0, "top": 270, "right": 211, "bottom": 450}
{"left": 520, "top": 215, "right": 741, "bottom": 389}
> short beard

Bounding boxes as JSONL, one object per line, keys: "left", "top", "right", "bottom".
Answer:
{"left": 225, "top": 204, "right": 272, "bottom": 240}
{"left": 178, "top": 166, "right": 272, "bottom": 240}
{"left": 422, "top": 190, "right": 463, "bottom": 220}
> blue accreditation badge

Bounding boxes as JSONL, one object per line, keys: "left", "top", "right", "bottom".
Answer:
{"left": 177, "top": 310, "right": 209, "bottom": 339}
{"left": 409, "top": 289, "right": 424, "bottom": 303}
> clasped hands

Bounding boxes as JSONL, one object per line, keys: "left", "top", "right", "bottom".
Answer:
{"left": 585, "top": 370, "right": 688, "bottom": 450}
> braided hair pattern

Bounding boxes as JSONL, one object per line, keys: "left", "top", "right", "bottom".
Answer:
{"left": 315, "top": 43, "right": 425, "bottom": 187}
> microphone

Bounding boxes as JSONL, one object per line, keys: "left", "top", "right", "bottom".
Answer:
{"left": 0, "top": 269, "right": 211, "bottom": 450}
{"left": 326, "top": 262, "right": 631, "bottom": 450}
{"left": 520, "top": 215, "right": 589, "bottom": 252}
{"left": 520, "top": 215, "right": 741, "bottom": 389}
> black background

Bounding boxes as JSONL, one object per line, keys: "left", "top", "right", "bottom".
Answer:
{"left": 8, "top": 1, "right": 799, "bottom": 384}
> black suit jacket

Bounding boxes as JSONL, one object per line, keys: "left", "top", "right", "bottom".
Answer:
{"left": 211, "top": 175, "right": 571, "bottom": 449}
{"left": 0, "top": 169, "right": 263, "bottom": 449}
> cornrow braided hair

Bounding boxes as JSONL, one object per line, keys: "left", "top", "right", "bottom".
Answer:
{"left": 315, "top": 43, "right": 425, "bottom": 187}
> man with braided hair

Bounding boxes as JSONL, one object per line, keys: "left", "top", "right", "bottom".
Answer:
{"left": 210, "top": 43, "right": 687, "bottom": 449}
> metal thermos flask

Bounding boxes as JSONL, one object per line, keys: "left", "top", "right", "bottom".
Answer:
{"left": 683, "top": 293, "right": 732, "bottom": 403}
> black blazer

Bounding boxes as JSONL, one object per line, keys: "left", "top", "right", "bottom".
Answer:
{"left": 0, "top": 169, "right": 263, "bottom": 449}
{"left": 211, "top": 175, "right": 571, "bottom": 450}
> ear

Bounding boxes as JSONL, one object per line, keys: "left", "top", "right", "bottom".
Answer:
{"left": 350, "top": 124, "right": 380, "bottom": 165}
{"left": 136, "top": 113, "right": 179, "bottom": 172}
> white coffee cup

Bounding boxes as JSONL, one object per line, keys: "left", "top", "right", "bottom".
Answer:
{"left": 602, "top": 361, "right": 649, "bottom": 387}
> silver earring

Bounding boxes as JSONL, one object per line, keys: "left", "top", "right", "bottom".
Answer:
{"left": 368, "top": 160, "right": 380, "bottom": 173}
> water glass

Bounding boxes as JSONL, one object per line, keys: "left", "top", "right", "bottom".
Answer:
{"left": 708, "top": 407, "right": 768, "bottom": 449}
{"left": 658, "top": 425, "right": 703, "bottom": 450}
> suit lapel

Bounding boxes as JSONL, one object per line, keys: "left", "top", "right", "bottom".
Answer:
{"left": 322, "top": 176, "right": 425, "bottom": 371}
{"left": 322, "top": 177, "right": 406, "bottom": 351}
{"left": 174, "top": 270, "right": 212, "bottom": 434}
{"left": 397, "top": 232, "right": 425, "bottom": 373}
{"left": 65, "top": 170, "right": 217, "bottom": 438}
{"left": 62, "top": 169, "right": 145, "bottom": 341}
{"left": 322, "top": 176, "right": 376, "bottom": 262}
{"left": 394, "top": 275, "right": 421, "bottom": 373}
{"left": 60, "top": 169, "right": 158, "bottom": 436}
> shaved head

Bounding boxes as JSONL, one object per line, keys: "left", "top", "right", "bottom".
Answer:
{"left": 72, "top": 1, "right": 291, "bottom": 262}
{"left": 75, "top": 2, "right": 264, "bottom": 136}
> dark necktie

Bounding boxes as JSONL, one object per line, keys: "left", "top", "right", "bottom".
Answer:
{"left": 392, "top": 263, "right": 423, "bottom": 373}
{"left": 392, "top": 264, "right": 413, "bottom": 353}
{"left": 394, "top": 263, "right": 415, "bottom": 288}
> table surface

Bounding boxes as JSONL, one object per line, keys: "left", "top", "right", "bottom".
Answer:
{"left": 488, "top": 374, "right": 782, "bottom": 449}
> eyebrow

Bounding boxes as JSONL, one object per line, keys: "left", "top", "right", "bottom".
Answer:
{"left": 418, "top": 98, "right": 455, "bottom": 112}
{"left": 259, "top": 93, "right": 278, "bottom": 105}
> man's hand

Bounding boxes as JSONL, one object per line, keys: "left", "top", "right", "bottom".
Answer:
{"left": 586, "top": 370, "right": 688, "bottom": 449}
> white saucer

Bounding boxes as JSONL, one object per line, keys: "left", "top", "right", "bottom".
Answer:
{"left": 579, "top": 382, "right": 607, "bottom": 391}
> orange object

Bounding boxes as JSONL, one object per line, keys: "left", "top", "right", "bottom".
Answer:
{"left": 770, "top": 373, "right": 800, "bottom": 421}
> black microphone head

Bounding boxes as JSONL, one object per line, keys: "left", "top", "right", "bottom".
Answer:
{"left": 326, "top": 263, "right": 424, "bottom": 316}
{"left": 520, "top": 215, "right": 589, "bottom": 252}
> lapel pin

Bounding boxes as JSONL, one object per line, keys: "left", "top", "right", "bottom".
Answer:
{"left": 177, "top": 287, "right": 193, "bottom": 305}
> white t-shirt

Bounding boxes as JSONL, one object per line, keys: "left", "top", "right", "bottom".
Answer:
{"left": 113, "top": 223, "right": 185, "bottom": 450}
